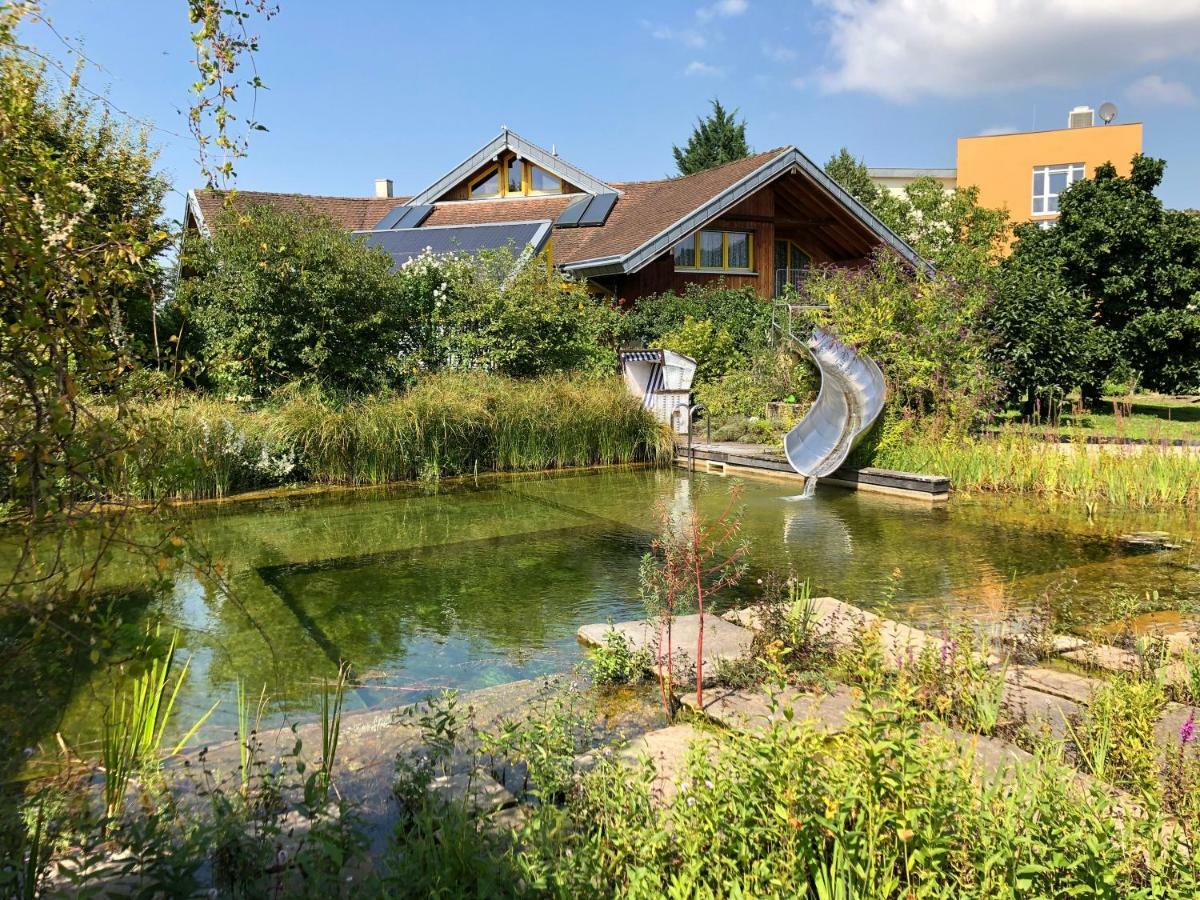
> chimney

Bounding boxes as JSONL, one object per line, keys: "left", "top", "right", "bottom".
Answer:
{"left": 374, "top": 178, "right": 394, "bottom": 198}
{"left": 1068, "top": 106, "right": 1094, "bottom": 129}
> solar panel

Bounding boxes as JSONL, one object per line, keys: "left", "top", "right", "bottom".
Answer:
{"left": 358, "top": 221, "right": 551, "bottom": 268}
{"left": 393, "top": 204, "right": 433, "bottom": 229}
{"left": 578, "top": 192, "right": 617, "bottom": 226}
{"left": 555, "top": 195, "right": 590, "bottom": 227}
{"left": 373, "top": 205, "right": 409, "bottom": 230}
{"left": 373, "top": 203, "right": 432, "bottom": 231}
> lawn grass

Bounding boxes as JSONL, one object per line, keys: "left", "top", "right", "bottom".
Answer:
{"left": 994, "top": 395, "right": 1200, "bottom": 443}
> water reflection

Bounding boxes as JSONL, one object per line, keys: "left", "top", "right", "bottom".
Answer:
{"left": 4, "top": 468, "right": 1198, "bottom": 763}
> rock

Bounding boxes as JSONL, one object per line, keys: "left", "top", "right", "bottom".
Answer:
{"left": 428, "top": 772, "right": 517, "bottom": 817}
{"left": 578, "top": 614, "right": 754, "bottom": 686}
{"left": 1052, "top": 634, "right": 1089, "bottom": 653}
{"left": 680, "top": 684, "right": 857, "bottom": 734}
{"left": 721, "top": 597, "right": 931, "bottom": 667}
{"left": 1118, "top": 531, "right": 1181, "bottom": 552}
{"left": 618, "top": 724, "right": 707, "bottom": 806}
{"left": 1005, "top": 666, "right": 1100, "bottom": 704}
{"left": 1000, "top": 682, "right": 1080, "bottom": 740}
{"left": 1154, "top": 702, "right": 1198, "bottom": 753}
{"left": 1061, "top": 643, "right": 1143, "bottom": 673}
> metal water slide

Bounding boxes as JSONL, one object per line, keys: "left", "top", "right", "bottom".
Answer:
{"left": 773, "top": 304, "right": 887, "bottom": 478}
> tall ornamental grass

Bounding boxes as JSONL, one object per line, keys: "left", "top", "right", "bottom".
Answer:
{"left": 872, "top": 429, "right": 1200, "bottom": 509}
{"left": 119, "top": 372, "right": 671, "bottom": 501}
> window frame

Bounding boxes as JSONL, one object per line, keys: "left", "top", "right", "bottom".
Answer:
{"left": 468, "top": 156, "right": 564, "bottom": 199}
{"left": 1031, "top": 162, "right": 1084, "bottom": 216}
{"left": 774, "top": 239, "right": 811, "bottom": 272}
{"left": 673, "top": 229, "right": 756, "bottom": 273}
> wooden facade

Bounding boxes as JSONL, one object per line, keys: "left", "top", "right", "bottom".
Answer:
{"left": 609, "top": 169, "right": 878, "bottom": 303}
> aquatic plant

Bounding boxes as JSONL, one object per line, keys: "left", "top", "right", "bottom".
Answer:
{"left": 869, "top": 427, "right": 1200, "bottom": 509}
{"left": 100, "top": 629, "right": 217, "bottom": 818}
{"left": 113, "top": 372, "right": 670, "bottom": 501}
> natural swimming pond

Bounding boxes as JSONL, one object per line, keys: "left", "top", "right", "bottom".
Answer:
{"left": 3, "top": 467, "right": 1198, "bottom": 770}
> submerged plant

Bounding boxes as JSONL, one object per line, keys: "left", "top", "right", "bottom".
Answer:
{"left": 100, "top": 628, "right": 217, "bottom": 818}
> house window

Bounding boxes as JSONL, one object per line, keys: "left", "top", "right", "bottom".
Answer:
{"left": 469, "top": 156, "right": 564, "bottom": 199}
{"left": 673, "top": 229, "right": 756, "bottom": 272}
{"left": 469, "top": 168, "right": 501, "bottom": 199}
{"left": 529, "top": 165, "right": 562, "bottom": 194}
{"left": 1032, "top": 163, "right": 1084, "bottom": 215}
{"left": 774, "top": 240, "right": 811, "bottom": 295}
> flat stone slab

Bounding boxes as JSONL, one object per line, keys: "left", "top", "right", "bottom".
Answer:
{"left": 724, "top": 597, "right": 930, "bottom": 667}
{"left": 428, "top": 772, "right": 517, "bottom": 817}
{"left": 1000, "top": 682, "right": 1080, "bottom": 740}
{"left": 1052, "top": 634, "right": 1089, "bottom": 653}
{"left": 578, "top": 614, "right": 754, "bottom": 686}
{"left": 1005, "top": 666, "right": 1100, "bottom": 704}
{"left": 1061, "top": 643, "right": 1143, "bottom": 673}
{"left": 928, "top": 725, "right": 1034, "bottom": 781}
{"left": 618, "top": 724, "right": 707, "bottom": 806}
{"left": 1154, "top": 702, "right": 1199, "bottom": 753}
{"left": 680, "top": 684, "right": 857, "bottom": 734}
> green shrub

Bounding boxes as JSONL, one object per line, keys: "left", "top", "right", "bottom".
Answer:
{"left": 802, "top": 253, "right": 1000, "bottom": 432}
{"left": 179, "top": 205, "right": 418, "bottom": 398}
{"left": 589, "top": 630, "right": 652, "bottom": 686}
{"left": 430, "top": 248, "right": 619, "bottom": 377}
{"left": 697, "top": 345, "right": 816, "bottom": 420}
{"left": 658, "top": 315, "right": 739, "bottom": 382}
{"left": 617, "top": 283, "right": 771, "bottom": 353}
{"left": 1073, "top": 675, "right": 1166, "bottom": 794}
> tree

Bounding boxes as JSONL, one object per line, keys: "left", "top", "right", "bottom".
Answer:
{"left": 178, "top": 206, "right": 418, "bottom": 397}
{"left": 985, "top": 252, "right": 1107, "bottom": 410}
{"left": 823, "top": 149, "right": 1009, "bottom": 283}
{"left": 1005, "top": 154, "right": 1200, "bottom": 395}
{"left": 672, "top": 99, "right": 750, "bottom": 176}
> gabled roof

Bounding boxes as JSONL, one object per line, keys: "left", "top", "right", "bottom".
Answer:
{"left": 557, "top": 147, "right": 929, "bottom": 277}
{"left": 187, "top": 137, "right": 930, "bottom": 277}
{"left": 403, "top": 128, "right": 618, "bottom": 205}
{"left": 187, "top": 189, "right": 410, "bottom": 235}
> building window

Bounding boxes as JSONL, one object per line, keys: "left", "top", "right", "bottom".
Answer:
{"left": 673, "top": 229, "right": 755, "bottom": 272}
{"left": 469, "top": 168, "right": 501, "bottom": 199}
{"left": 1032, "top": 163, "right": 1084, "bottom": 215}
{"left": 469, "top": 156, "right": 564, "bottom": 199}
{"left": 774, "top": 240, "right": 811, "bottom": 295}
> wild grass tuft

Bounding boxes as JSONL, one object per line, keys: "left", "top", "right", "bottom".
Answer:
{"left": 110, "top": 372, "right": 671, "bottom": 501}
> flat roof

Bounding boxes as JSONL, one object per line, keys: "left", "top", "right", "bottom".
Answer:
{"left": 867, "top": 168, "right": 957, "bottom": 179}
{"left": 959, "top": 122, "right": 1143, "bottom": 141}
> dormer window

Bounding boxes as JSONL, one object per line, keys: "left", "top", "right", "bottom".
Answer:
{"left": 468, "top": 154, "right": 564, "bottom": 199}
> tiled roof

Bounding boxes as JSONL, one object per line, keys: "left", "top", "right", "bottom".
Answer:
{"left": 189, "top": 149, "right": 788, "bottom": 265}
{"left": 190, "top": 190, "right": 412, "bottom": 233}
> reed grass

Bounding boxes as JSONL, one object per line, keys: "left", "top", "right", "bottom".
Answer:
{"left": 872, "top": 430, "right": 1200, "bottom": 509}
{"left": 118, "top": 372, "right": 671, "bottom": 501}
{"left": 100, "top": 629, "right": 217, "bottom": 817}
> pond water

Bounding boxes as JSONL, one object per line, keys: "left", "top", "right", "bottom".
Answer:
{"left": 3, "top": 467, "right": 1199, "bottom": 770}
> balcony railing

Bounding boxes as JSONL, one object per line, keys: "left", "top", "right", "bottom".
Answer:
{"left": 774, "top": 267, "right": 808, "bottom": 298}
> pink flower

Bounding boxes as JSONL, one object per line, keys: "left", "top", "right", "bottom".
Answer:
{"left": 1180, "top": 712, "right": 1196, "bottom": 745}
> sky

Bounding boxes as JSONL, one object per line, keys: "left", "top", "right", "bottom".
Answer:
{"left": 22, "top": 0, "right": 1200, "bottom": 221}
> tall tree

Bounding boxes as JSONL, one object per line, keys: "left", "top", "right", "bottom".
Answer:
{"left": 1004, "top": 155, "right": 1200, "bottom": 395}
{"left": 673, "top": 99, "right": 750, "bottom": 176}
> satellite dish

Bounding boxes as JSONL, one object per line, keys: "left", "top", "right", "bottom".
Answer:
{"left": 1099, "top": 102, "right": 1118, "bottom": 124}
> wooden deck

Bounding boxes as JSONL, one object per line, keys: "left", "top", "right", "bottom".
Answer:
{"left": 675, "top": 441, "right": 950, "bottom": 503}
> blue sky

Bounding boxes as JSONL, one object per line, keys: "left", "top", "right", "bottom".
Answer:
{"left": 24, "top": 0, "right": 1200, "bottom": 220}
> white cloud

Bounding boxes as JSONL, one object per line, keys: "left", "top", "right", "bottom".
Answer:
{"left": 818, "top": 0, "right": 1200, "bottom": 101}
{"left": 644, "top": 21, "right": 708, "bottom": 49}
{"left": 698, "top": 0, "right": 749, "bottom": 22}
{"left": 978, "top": 125, "right": 1019, "bottom": 136}
{"left": 762, "top": 41, "right": 798, "bottom": 63}
{"left": 1127, "top": 74, "right": 1197, "bottom": 106}
{"left": 685, "top": 60, "right": 725, "bottom": 77}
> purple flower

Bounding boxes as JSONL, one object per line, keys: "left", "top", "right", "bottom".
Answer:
{"left": 1181, "top": 712, "right": 1196, "bottom": 746}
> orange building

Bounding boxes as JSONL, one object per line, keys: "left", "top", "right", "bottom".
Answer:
{"left": 956, "top": 109, "right": 1142, "bottom": 230}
